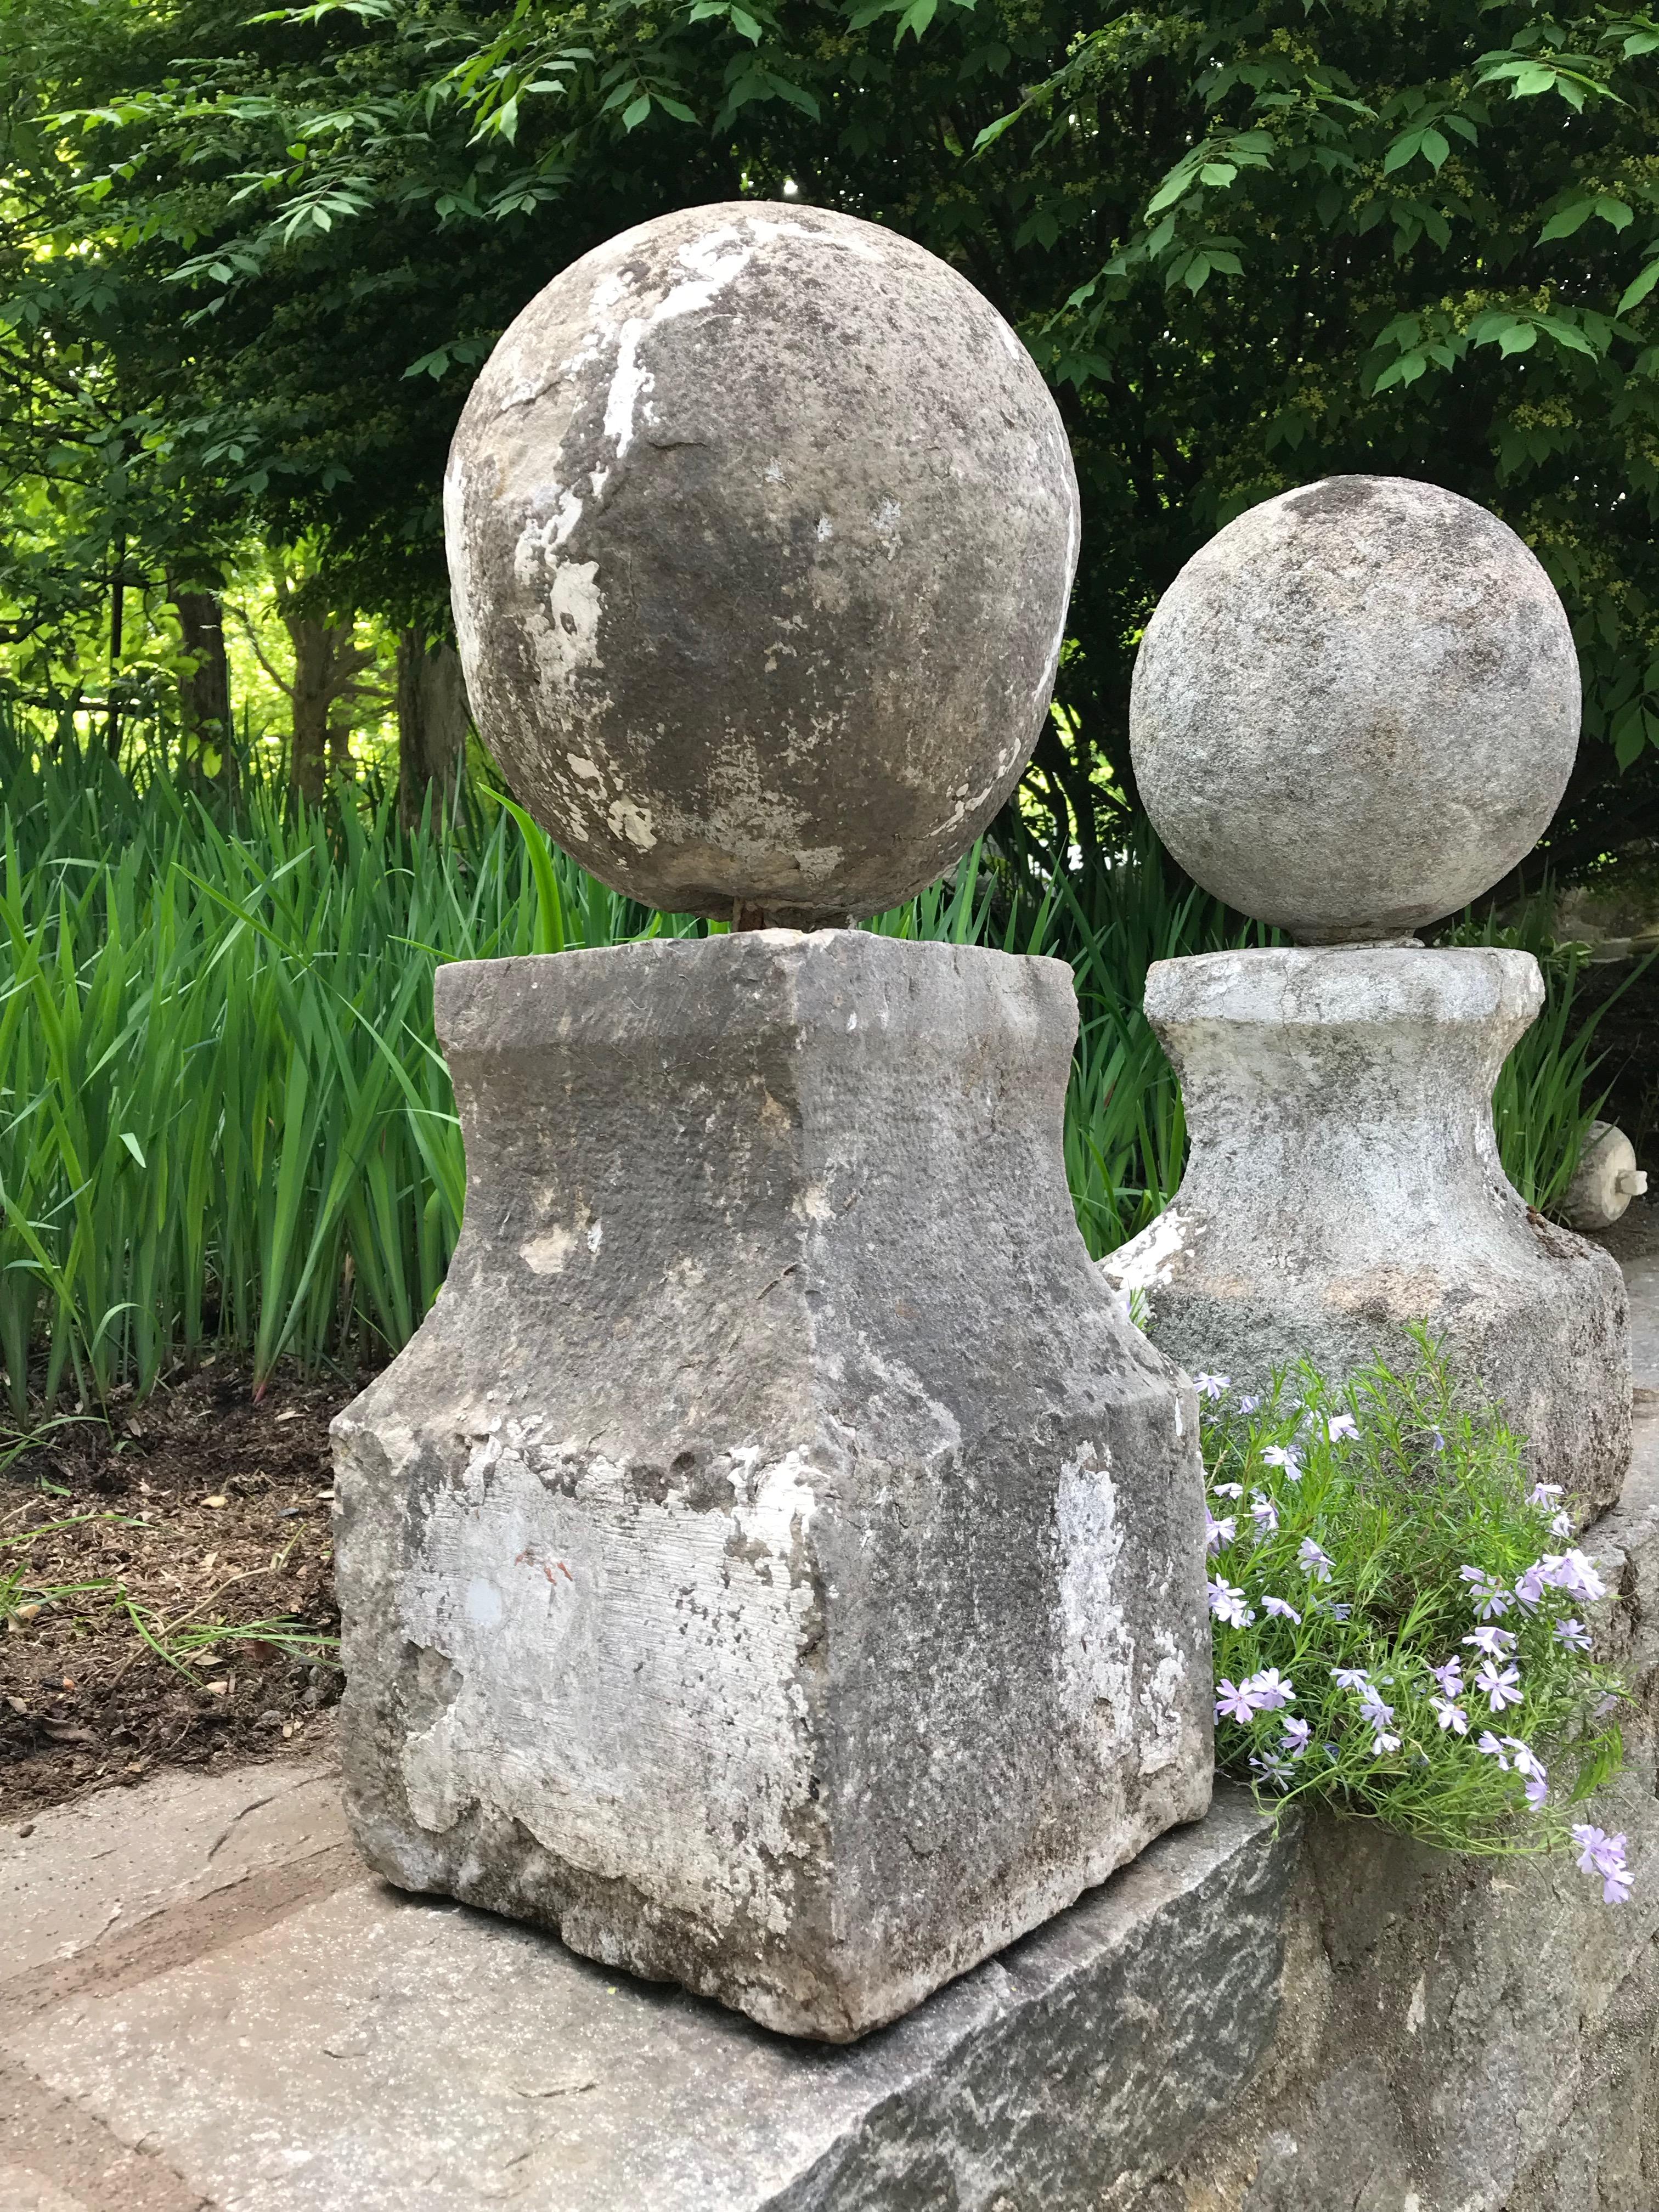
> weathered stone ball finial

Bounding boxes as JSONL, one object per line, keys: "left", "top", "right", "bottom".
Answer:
{"left": 1128, "top": 476, "right": 1581, "bottom": 943}
{"left": 446, "top": 201, "right": 1081, "bottom": 926}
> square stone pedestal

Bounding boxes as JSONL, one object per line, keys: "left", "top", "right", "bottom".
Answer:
{"left": 332, "top": 930, "right": 1212, "bottom": 2039}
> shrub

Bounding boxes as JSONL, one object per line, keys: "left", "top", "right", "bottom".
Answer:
{"left": 1201, "top": 1334, "right": 1633, "bottom": 1903}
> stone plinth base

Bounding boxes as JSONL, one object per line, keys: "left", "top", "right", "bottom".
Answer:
{"left": 334, "top": 930, "right": 1211, "bottom": 2041}
{"left": 2, "top": 1787, "right": 1294, "bottom": 2212}
{"left": 1103, "top": 946, "right": 1630, "bottom": 1511}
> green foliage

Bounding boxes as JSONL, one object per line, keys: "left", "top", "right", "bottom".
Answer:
{"left": 10, "top": 1, "right": 1659, "bottom": 875}
{"left": 0, "top": 716, "right": 1619, "bottom": 1412}
{"left": 1204, "top": 1337, "right": 1626, "bottom": 1858}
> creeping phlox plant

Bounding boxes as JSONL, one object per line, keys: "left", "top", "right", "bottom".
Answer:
{"left": 1198, "top": 1334, "right": 1632, "bottom": 1904}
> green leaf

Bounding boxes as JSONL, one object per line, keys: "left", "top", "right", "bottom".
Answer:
{"left": 1539, "top": 200, "right": 1595, "bottom": 242}
{"left": 622, "top": 94, "right": 652, "bottom": 128}
{"left": 120, "top": 1132, "right": 146, "bottom": 1168}
{"left": 1619, "top": 261, "right": 1659, "bottom": 314}
{"left": 1498, "top": 321, "right": 1538, "bottom": 356}
{"left": 1420, "top": 127, "right": 1450, "bottom": 170}
{"left": 1383, "top": 129, "right": 1423, "bottom": 173}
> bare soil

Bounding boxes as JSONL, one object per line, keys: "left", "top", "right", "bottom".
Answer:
{"left": 1, "top": 1359, "right": 366, "bottom": 1819}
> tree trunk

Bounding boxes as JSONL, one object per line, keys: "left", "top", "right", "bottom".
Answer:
{"left": 397, "top": 631, "right": 470, "bottom": 830}
{"left": 287, "top": 616, "right": 337, "bottom": 806}
{"left": 105, "top": 535, "right": 126, "bottom": 762}
{"left": 170, "top": 583, "right": 234, "bottom": 790}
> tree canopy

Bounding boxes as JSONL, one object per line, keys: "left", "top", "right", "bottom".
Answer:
{"left": 8, "top": 0, "right": 1659, "bottom": 879}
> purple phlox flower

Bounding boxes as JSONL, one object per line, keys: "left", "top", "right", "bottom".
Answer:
{"left": 1250, "top": 1490, "right": 1279, "bottom": 1537}
{"left": 1331, "top": 1666, "right": 1374, "bottom": 1692}
{"left": 1551, "top": 1549, "right": 1607, "bottom": 1604}
{"left": 1530, "top": 1482, "right": 1564, "bottom": 1508}
{"left": 1554, "top": 1617, "right": 1592, "bottom": 1653}
{"left": 1572, "top": 1825, "right": 1634, "bottom": 1904}
{"left": 1428, "top": 1656, "right": 1464, "bottom": 1697}
{"left": 1261, "top": 1444, "right": 1301, "bottom": 1480}
{"left": 1428, "top": 1425, "right": 1447, "bottom": 1453}
{"left": 1280, "top": 1716, "right": 1312, "bottom": 1754}
{"left": 1207, "top": 1577, "right": 1255, "bottom": 1628}
{"left": 1323, "top": 1741, "right": 1340, "bottom": 1763}
{"left": 1215, "top": 1677, "right": 1263, "bottom": 1724}
{"left": 1513, "top": 1557, "right": 1556, "bottom": 1609}
{"left": 1325, "top": 1412, "right": 1360, "bottom": 1443}
{"left": 1299, "top": 1537, "right": 1334, "bottom": 1583}
{"left": 1459, "top": 1566, "right": 1513, "bottom": 1621}
{"left": 1244, "top": 1667, "right": 1295, "bottom": 1712}
{"left": 1475, "top": 1659, "right": 1523, "bottom": 1712}
{"left": 1502, "top": 1736, "right": 1544, "bottom": 1780}
{"left": 1550, "top": 1511, "right": 1575, "bottom": 1538}
{"left": 1194, "top": 1372, "right": 1230, "bottom": 1401}
{"left": 1249, "top": 1751, "right": 1296, "bottom": 1787}
{"left": 1370, "top": 1726, "right": 1402, "bottom": 1757}
{"left": 1593, "top": 1691, "right": 1623, "bottom": 1719}
{"left": 1236, "top": 1393, "right": 1262, "bottom": 1415}
{"left": 1430, "top": 1696, "right": 1469, "bottom": 1736}
{"left": 1211, "top": 1481, "right": 1245, "bottom": 1500}
{"left": 1262, "top": 1594, "right": 1302, "bottom": 1623}
{"left": 1357, "top": 1689, "right": 1396, "bottom": 1730}
{"left": 1325, "top": 1600, "right": 1353, "bottom": 1621}
{"left": 1500, "top": 1737, "right": 1547, "bottom": 1804}
{"left": 1205, "top": 1509, "right": 1237, "bottom": 1556}
{"left": 1477, "top": 1730, "right": 1510, "bottom": 1765}
{"left": 1462, "top": 1626, "right": 1516, "bottom": 1659}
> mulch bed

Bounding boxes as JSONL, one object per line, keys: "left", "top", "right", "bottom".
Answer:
{"left": 1, "top": 1358, "right": 369, "bottom": 1821}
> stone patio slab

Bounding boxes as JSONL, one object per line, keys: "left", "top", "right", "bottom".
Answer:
{"left": 4, "top": 1789, "right": 1292, "bottom": 2212}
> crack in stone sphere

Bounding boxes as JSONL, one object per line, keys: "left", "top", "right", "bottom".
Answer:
{"left": 445, "top": 201, "right": 1082, "bottom": 926}
{"left": 1127, "top": 475, "right": 1581, "bottom": 944}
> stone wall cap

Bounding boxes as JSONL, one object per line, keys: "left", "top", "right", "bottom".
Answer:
{"left": 1144, "top": 943, "right": 1544, "bottom": 1028}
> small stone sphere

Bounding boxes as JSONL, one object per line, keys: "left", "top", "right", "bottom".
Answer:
{"left": 445, "top": 201, "right": 1080, "bottom": 924}
{"left": 1129, "top": 476, "right": 1581, "bottom": 942}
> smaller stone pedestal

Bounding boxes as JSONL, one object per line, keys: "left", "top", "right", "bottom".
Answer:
{"left": 1103, "top": 946, "right": 1630, "bottom": 1510}
{"left": 335, "top": 930, "right": 1211, "bottom": 2040}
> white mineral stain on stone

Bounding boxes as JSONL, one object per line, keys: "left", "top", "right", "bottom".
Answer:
{"left": 1136, "top": 1629, "right": 1189, "bottom": 1778}
{"left": 396, "top": 1429, "right": 821, "bottom": 1934}
{"left": 815, "top": 516, "right": 833, "bottom": 541}
{"left": 586, "top": 1220, "right": 603, "bottom": 1254}
{"left": 519, "top": 1226, "right": 578, "bottom": 1276}
{"left": 607, "top": 797, "right": 657, "bottom": 849}
{"left": 872, "top": 499, "right": 902, "bottom": 558}
{"left": 1056, "top": 1444, "right": 1132, "bottom": 1761}
{"left": 567, "top": 754, "right": 603, "bottom": 783}
{"left": 602, "top": 228, "right": 756, "bottom": 459}
{"left": 1104, "top": 1205, "right": 1189, "bottom": 1294}
{"left": 1406, "top": 1972, "right": 1427, "bottom": 2034}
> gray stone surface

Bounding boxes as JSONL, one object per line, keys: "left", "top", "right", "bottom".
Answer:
{"left": 1566, "top": 1120, "right": 1649, "bottom": 1231}
{"left": 1103, "top": 944, "right": 1630, "bottom": 1513}
{"left": 333, "top": 929, "right": 1211, "bottom": 2039}
{"left": 1134, "top": 1288, "right": 1659, "bottom": 2212}
{"left": 1, "top": 1758, "right": 346, "bottom": 1990}
{"left": 2, "top": 1788, "right": 1295, "bottom": 2212}
{"left": 1129, "top": 475, "right": 1579, "bottom": 944}
{"left": 445, "top": 200, "right": 1079, "bottom": 926}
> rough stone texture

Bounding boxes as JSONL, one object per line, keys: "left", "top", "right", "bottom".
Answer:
{"left": 1131, "top": 1356, "right": 1659, "bottom": 2212}
{"left": 1102, "top": 945, "right": 1631, "bottom": 1514}
{"left": 445, "top": 200, "right": 1079, "bottom": 925}
{"left": 1566, "top": 1119, "right": 1649, "bottom": 1231}
{"left": 332, "top": 929, "right": 1211, "bottom": 2040}
{"left": 2, "top": 1788, "right": 1296, "bottom": 2212}
{"left": 1129, "top": 475, "right": 1579, "bottom": 943}
{"left": 1, "top": 1758, "right": 346, "bottom": 1991}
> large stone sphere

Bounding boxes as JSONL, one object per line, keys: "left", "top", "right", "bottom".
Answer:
{"left": 1128, "top": 477, "right": 1581, "bottom": 943}
{"left": 445, "top": 201, "right": 1080, "bottom": 924}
